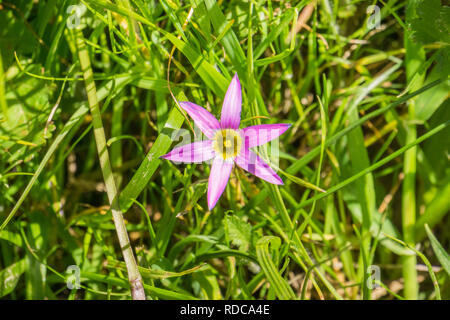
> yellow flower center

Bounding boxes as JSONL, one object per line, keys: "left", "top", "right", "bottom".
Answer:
{"left": 213, "top": 129, "right": 242, "bottom": 160}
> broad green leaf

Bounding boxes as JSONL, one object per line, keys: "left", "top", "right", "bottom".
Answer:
{"left": 191, "top": 267, "right": 223, "bottom": 299}
{"left": 224, "top": 215, "right": 252, "bottom": 251}
{"left": 415, "top": 65, "right": 450, "bottom": 121}
{"left": 0, "top": 230, "right": 23, "bottom": 247}
{"left": 410, "top": 0, "right": 450, "bottom": 44}
{"left": 415, "top": 179, "right": 450, "bottom": 240}
{"left": 425, "top": 224, "right": 450, "bottom": 277}
{"left": 0, "top": 258, "right": 27, "bottom": 297}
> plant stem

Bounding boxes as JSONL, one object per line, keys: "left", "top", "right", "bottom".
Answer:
{"left": 0, "top": 51, "right": 8, "bottom": 119}
{"left": 402, "top": 0, "right": 425, "bottom": 300}
{"left": 402, "top": 121, "right": 418, "bottom": 300}
{"left": 74, "top": 29, "right": 145, "bottom": 300}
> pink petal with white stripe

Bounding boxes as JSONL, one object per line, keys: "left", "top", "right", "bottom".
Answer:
{"left": 235, "top": 149, "right": 283, "bottom": 185}
{"left": 179, "top": 101, "right": 220, "bottom": 139}
{"left": 161, "top": 141, "right": 215, "bottom": 163}
{"left": 240, "top": 123, "right": 291, "bottom": 149}
{"left": 220, "top": 73, "right": 242, "bottom": 129}
{"left": 207, "top": 157, "right": 233, "bottom": 210}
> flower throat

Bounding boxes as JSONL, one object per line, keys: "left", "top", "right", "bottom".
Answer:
{"left": 213, "top": 129, "right": 242, "bottom": 160}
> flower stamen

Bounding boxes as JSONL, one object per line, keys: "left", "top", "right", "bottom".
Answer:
{"left": 213, "top": 129, "right": 242, "bottom": 160}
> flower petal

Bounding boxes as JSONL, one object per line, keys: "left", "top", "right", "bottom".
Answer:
{"left": 207, "top": 157, "right": 233, "bottom": 210}
{"left": 241, "top": 123, "right": 291, "bottom": 149}
{"left": 161, "top": 141, "right": 215, "bottom": 163}
{"left": 235, "top": 149, "right": 283, "bottom": 185}
{"left": 179, "top": 101, "right": 220, "bottom": 139}
{"left": 220, "top": 73, "right": 242, "bottom": 129}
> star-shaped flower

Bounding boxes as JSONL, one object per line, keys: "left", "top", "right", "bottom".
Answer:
{"left": 161, "top": 73, "right": 291, "bottom": 210}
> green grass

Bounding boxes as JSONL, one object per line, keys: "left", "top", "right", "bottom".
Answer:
{"left": 0, "top": 0, "right": 449, "bottom": 300}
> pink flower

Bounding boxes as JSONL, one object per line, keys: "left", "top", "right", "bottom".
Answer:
{"left": 161, "top": 74, "right": 291, "bottom": 210}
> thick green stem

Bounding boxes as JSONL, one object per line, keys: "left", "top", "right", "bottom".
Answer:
{"left": 402, "top": 0, "right": 424, "bottom": 300}
{"left": 402, "top": 106, "right": 418, "bottom": 299}
{"left": 75, "top": 30, "right": 145, "bottom": 300}
{"left": 402, "top": 127, "right": 418, "bottom": 299}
